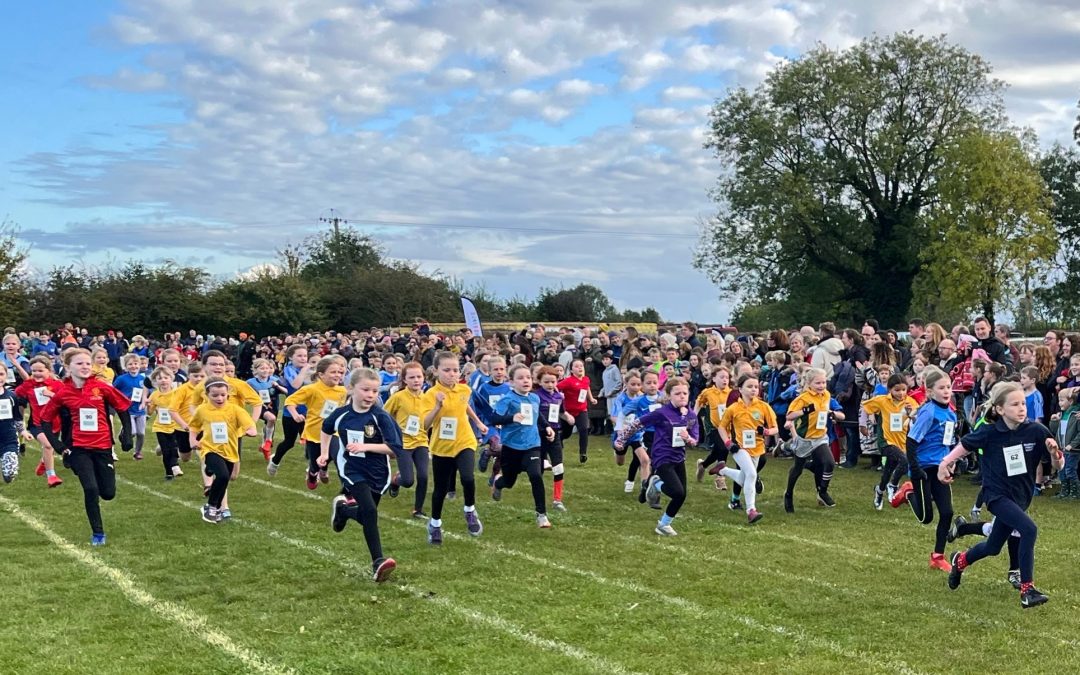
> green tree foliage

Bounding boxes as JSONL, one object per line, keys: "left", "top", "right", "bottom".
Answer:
{"left": 916, "top": 129, "right": 1055, "bottom": 325}
{"left": 696, "top": 33, "right": 1004, "bottom": 328}
{"left": 0, "top": 219, "right": 30, "bottom": 328}
{"left": 1032, "top": 144, "right": 1080, "bottom": 327}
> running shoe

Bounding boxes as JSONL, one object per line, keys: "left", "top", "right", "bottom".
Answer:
{"left": 873, "top": 485, "right": 884, "bottom": 511}
{"left": 714, "top": 475, "right": 726, "bottom": 491}
{"left": 171, "top": 465, "right": 183, "bottom": 477}
{"left": 318, "top": 468, "right": 329, "bottom": 484}
{"left": 266, "top": 461, "right": 279, "bottom": 477}
{"left": 111, "top": 452, "right": 118, "bottom": 462}
{"left": 411, "top": 509, "right": 428, "bottom": 520}
{"left": 260, "top": 439, "right": 272, "bottom": 461}
{"left": 465, "top": 510, "right": 483, "bottom": 537}
{"left": 929, "top": 552, "right": 951, "bottom": 572}
{"left": 1007, "top": 570, "right": 1022, "bottom": 590}
{"left": 478, "top": 447, "right": 490, "bottom": 472}
{"left": 755, "top": 478, "right": 764, "bottom": 495}
{"left": 46, "top": 474, "right": 63, "bottom": 488}
{"left": 331, "top": 495, "right": 349, "bottom": 533}
{"left": 747, "top": 508, "right": 763, "bottom": 524}
{"left": 91, "top": 533, "right": 106, "bottom": 546}
{"left": 947, "top": 515, "right": 966, "bottom": 543}
{"left": 201, "top": 505, "right": 222, "bottom": 524}
{"left": 491, "top": 480, "right": 502, "bottom": 501}
{"left": 389, "top": 473, "right": 400, "bottom": 498}
{"left": 132, "top": 451, "right": 143, "bottom": 461}
{"left": 372, "top": 557, "right": 396, "bottom": 583}
{"left": 707, "top": 461, "right": 726, "bottom": 476}
{"left": 552, "top": 500, "right": 566, "bottom": 512}
{"left": 970, "top": 506, "right": 981, "bottom": 521}
{"left": 645, "top": 474, "right": 662, "bottom": 509}
{"left": 220, "top": 509, "right": 231, "bottom": 520}
{"left": 579, "top": 452, "right": 587, "bottom": 464}
{"left": 695, "top": 458, "right": 706, "bottom": 482}
{"left": 654, "top": 524, "right": 678, "bottom": 536}
{"left": 306, "top": 472, "right": 319, "bottom": 490}
{"left": 542, "top": 459, "right": 552, "bottom": 471}
{"left": 783, "top": 493, "right": 794, "bottom": 513}
{"left": 886, "top": 483, "right": 897, "bottom": 504}
{"left": 536, "top": 513, "right": 552, "bottom": 529}
{"left": 164, "top": 474, "right": 174, "bottom": 482}
{"left": 35, "top": 461, "right": 45, "bottom": 477}
{"left": 889, "top": 481, "right": 914, "bottom": 508}
{"left": 1, "top": 452, "right": 19, "bottom": 482}
{"left": 728, "top": 498, "right": 742, "bottom": 511}
{"left": 447, "top": 491, "right": 457, "bottom": 500}
{"left": 623, "top": 480, "right": 635, "bottom": 493}
{"left": 948, "top": 552, "right": 964, "bottom": 590}
{"left": 1020, "top": 587, "right": 1049, "bottom": 609}
{"left": 427, "top": 522, "right": 443, "bottom": 545}
{"left": 817, "top": 491, "right": 836, "bottom": 508}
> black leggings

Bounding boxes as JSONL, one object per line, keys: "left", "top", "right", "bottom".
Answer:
{"left": 496, "top": 447, "right": 546, "bottom": 514}
{"left": 560, "top": 412, "right": 589, "bottom": 458}
{"left": 156, "top": 431, "right": 180, "bottom": 477}
{"left": 305, "top": 440, "right": 322, "bottom": 475}
{"left": 397, "top": 447, "right": 430, "bottom": 512}
{"left": 117, "top": 410, "right": 133, "bottom": 452}
{"left": 966, "top": 498, "right": 1037, "bottom": 583}
{"left": 734, "top": 454, "right": 767, "bottom": 498}
{"left": 68, "top": 449, "right": 116, "bottom": 535}
{"left": 909, "top": 467, "right": 953, "bottom": 554}
{"left": 431, "top": 450, "right": 476, "bottom": 520}
{"left": 627, "top": 431, "right": 654, "bottom": 483}
{"left": 700, "top": 429, "right": 727, "bottom": 469}
{"left": 271, "top": 414, "right": 304, "bottom": 464}
{"left": 203, "top": 453, "right": 234, "bottom": 509}
{"left": 342, "top": 479, "right": 384, "bottom": 562}
{"left": 785, "top": 443, "right": 833, "bottom": 496}
{"left": 878, "top": 445, "right": 908, "bottom": 491}
{"left": 654, "top": 461, "right": 687, "bottom": 518}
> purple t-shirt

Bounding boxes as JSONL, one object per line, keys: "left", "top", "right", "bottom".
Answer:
{"left": 637, "top": 403, "right": 699, "bottom": 469}
{"left": 537, "top": 388, "right": 565, "bottom": 432}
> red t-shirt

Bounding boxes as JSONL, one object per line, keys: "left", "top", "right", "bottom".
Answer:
{"left": 557, "top": 376, "right": 592, "bottom": 415}
{"left": 40, "top": 376, "right": 131, "bottom": 450}
{"left": 14, "top": 378, "right": 64, "bottom": 432}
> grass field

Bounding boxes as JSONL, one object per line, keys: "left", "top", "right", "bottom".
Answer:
{"left": 3, "top": 434, "right": 1080, "bottom": 675}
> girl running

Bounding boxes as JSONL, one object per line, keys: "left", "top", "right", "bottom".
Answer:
{"left": 269, "top": 345, "right": 312, "bottom": 475}
{"left": 283, "top": 355, "right": 347, "bottom": 490}
{"left": 717, "top": 374, "right": 778, "bottom": 524}
{"left": 112, "top": 354, "right": 147, "bottom": 458}
{"left": 319, "top": 368, "right": 403, "bottom": 582}
{"left": 940, "top": 381, "right": 1062, "bottom": 608}
{"left": 784, "top": 367, "right": 845, "bottom": 512}
{"left": 90, "top": 347, "right": 115, "bottom": 384}
{"left": 615, "top": 377, "right": 699, "bottom": 535}
{"left": 13, "top": 356, "right": 65, "bottom": 487}
{"left": 535, "top": 366, "right": 571, "bottom": 510}
{"left": 558, "top": 359, "right": 596, "bottom": 464}
{"left": 863, "top": 373, "right": 919, "bottom": 509}
{"left": 0, "top": 363, "right": 22, "bottom": 483}
{"left": 246, "top": 358, "right": 288, "bottom": 461}
{"left": 384, "top": 361, "right": 431, "bottom": 519}
{"left": 40, "top": 348, "right": 132, "bottom": 545}
{"left": 490, "top": 364, "right": 551, "bottom": 528}
{"left": 612, "top": 370, "right": 648, "bottom": 493}
{"left": 146, "top": 367, "right": 189, "bottom": 480}
{"left": 624, "top": 370, "right": 664, "bottom": 499}
{"left": 695, "top": 366, "right": 733, "bottom": 489}
{"left": 421, "top": 352, "right": 487, "bottom": 544}
{"left": 889, "top": 366, "right": 958, "bottom": 572}
{"left": 189, "top": 378, "right": 257, "bottom": 524}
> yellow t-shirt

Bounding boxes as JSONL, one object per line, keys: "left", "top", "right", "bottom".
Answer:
{"left": 696, "top": 386, "right": 733, "bottom": 427}
{"left": 92, "top": 365, "right": 115, "bottom": 384}
{"left": 284, "top": 380, "right": 347, "bottom": 443}
{"left": 172, "top": 381, "right": 201, "bottom": 420}
{"left": 191, "top": 376, "right": 263, "bottom": 412}
{"left": 148, "top": 388, "right": 184, "bottom": 433}
{"left": 421, "top": 381, "right": 476, "bottom": 458}
{"left": 719, "top": 398, "right": 777, "bottom": 457}
{"left": 787, "top": 390, "right": 834, "bottom": 440}
{"left": 862, "top": 394, "right": 920, "bottom": 449}
{"left": 189, "top": 402, "right": 255, "bottom": 463}
{"left": 384, "top": 388, "right": 429, "bottom": 451}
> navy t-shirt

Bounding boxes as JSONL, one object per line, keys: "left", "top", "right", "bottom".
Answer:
{"left": 961, "top": 418, "right": 1051, "bottom": 511}
{"left": 322, "top": 404, "right": 403, "bottom": 493}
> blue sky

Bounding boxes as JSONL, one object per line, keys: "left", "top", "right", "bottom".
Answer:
{"left": 3, "top": 1, "right": 1078, "bottom": 325}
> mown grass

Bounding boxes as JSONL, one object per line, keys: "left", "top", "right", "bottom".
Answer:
{"left": 3, "top": 431, "right": 1079, "bottom": 675}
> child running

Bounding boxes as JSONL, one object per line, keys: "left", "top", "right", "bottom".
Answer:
{"left": 112, "top": 354, "right": 148, "bottom": 459}
{"left": 862, "top": 373, "right": 919, "bottom": 509}
{"left": 889, "top": 366, "right": 958, "bottom": 572}
{"left": 384, "top": 361, "right": 431, "bottom": 519}
{"left": 615, "top": 377, "right": 699, "bottom": 535}
{"left": 784, "top": 367, "right": 845, "bottom": 512}
{"left": 716, "top": 373, "right": 778, "bottom": 523}
{"left": 146, "top": 367, "right": 189, "bottom": 480}
{"left": 0, "top": 363, "right": 22, "bottom": 483}
{"left": 421, "top": 352, "right": 487, "bottom": 544}
{"left": 611, "top": 370, "right": 648, "bottom": 492}
{"left": 269, "top": 345, "right": 311, "bottom": 473}
{"left": 940, "top": 381, "right": 1062, "bottom": 608}
{"left": 247, "top": 358, "right": 288, "bottom": 461}
{"left": 189, "top": 378, "right": 257, "bottom": 524}
{"left": 13, "top": 356, "right": 65, "bottom": 486}
{"left": 695, "top": 366, "right": 733, "bottom": 489}
{"left": 558, "top": 359, "right": 596, "bottom": 464}
{"left": 623, "top": 370, "right": 663, "bottom": 498}
{"left": 283, "top": 355, "right": 347, "bottom": 490}
{"left": 490, "top": 364, "right": 550, "bottom": 527}
{"left": 472, "top": 357, "right": 510, "bottom": 475}
{"left": 535, "top": 366, "right": 570, "bottom": 511}
{"left": 319, "top": 368, "right": 403, "bottom": 582}
{"left": 39, "top": 348, "right": 132, "bottom": 545}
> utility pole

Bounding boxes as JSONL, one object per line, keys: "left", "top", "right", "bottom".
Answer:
{"left": 318, "top": 208, "right": 348, "bottom": 266}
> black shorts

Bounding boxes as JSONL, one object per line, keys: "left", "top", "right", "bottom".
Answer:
{"left": 614, "top": 439, "right": 643, "bottom": 456}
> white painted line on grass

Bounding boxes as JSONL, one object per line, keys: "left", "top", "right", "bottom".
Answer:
{"left": 118, "top": 477, "right": 644, "bottom": 675}
{"left": 0, "top": 494, "right": 293, "bottom": 675}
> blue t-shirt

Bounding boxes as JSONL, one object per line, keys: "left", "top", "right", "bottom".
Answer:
{"left": 31, "top": 341, "right": 57, "bottom": 359}
{"left": 0, "top": 388, "right": 20, "bottom": 449}
{"left": 613, "top": 392, "right": 645, "bottom": 442}
{"left": 247, "top": 375, "right": 282, "bottom": 408}
{"left": 493, "top": 391, "right": 542, "bottom": 450}
{"left": 472, "top": 380, "right": 511, "bottom": 426}
{"left": 907, "top": 400, "right": 957, "bottom": 468}
{"left": 322, "top": 404, "right": 403, "bottom": 492}
{"left": 113, "top": 373, "right": 147, "bottom": 416}
{"left": 281, "top": 363, "right": 307, "bottom": 419}
{"left": 468, "top": 370, "right": 491, "bottom": 393}
{"left": 1, "top": 353, "right": 30, "bottom": 387}
{"left": 379, "top": 370, "right": 397, "bottom": 403}
{"left": 1025, "top": 390, "right": 1044, "bottom": 423}
{"left": 624, "top": 393, "right": 663, "bottom": 434}
{"left": 961, "top": 418, "right": 1051, "bottom": 510}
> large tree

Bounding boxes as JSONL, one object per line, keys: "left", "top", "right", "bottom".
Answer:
{"left": 696, "top": 33, "right": 1004, "bottom": 328}
{"left": 1033, "top": 143, "right": 1080, "bottom": 326}
{"left": 0, "top": 219, "right": 30, "bottom": 328}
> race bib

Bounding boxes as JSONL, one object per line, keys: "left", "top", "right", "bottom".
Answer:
{"left": 210, "top": 421, "right": 228, "bottom": 444}
{"left": 34, "top": 387, "right": 49, "bottom": 406}
{"left": 259, "top": 389, "right": 271, "bottom": 404}
{"left": 320, "top": 400, "right": 338, "bottom": 418}
{"left": 649, "top": 403, "right": 661, "bottom": 413}
{"left": 157, "top": 409, "right": 172, "bottom": 425}
{"left": 815, "top": 411, "right": 828, "bottom": 431}
{"left": 741, "top": 429, "right": 756, "bottom": 449}
{"left": 889, "top": 412, "right": 904, "bottom": 433}
{"left": 942, "top": 420, "right": 955, "bottom": 446}
{"left": 672, "top": 425, "right": 687, "bottom": 448}
{"left": 547, "top": 403, "right": 560, "bottom": 423}
{"left": 0, "top": 399, "right": 11, "bottom": 420}
{"left": 4, "top": 368, "right": 14, "bottom": 383}
{"left": 404, "top": 414, "right": 421, "bottom": 436}
{"left": 346, "top": 429, "right": 366, "bottom": 457}
{"left": 130, "top": 388, "right": 143, "bottom": 403}
{"left": 79, "top": 408, "right": 98, "bottom": 432}
{"left": 577, "top": 389, "right": 588, "bottom": 404}
{"left": 1003, "top": 444, "right": 1026, "bottom": 477}
{"left": 519, "top": 403, "right": 534, "bottom": 426}
{"left": 716, "top": 404, "right": 726, "bottom": 420}
{"left": 438, "top": 417, "right": 458, "bottom": 441}
{"left": 488, "top": 395, "right": 502, "bottom": 408}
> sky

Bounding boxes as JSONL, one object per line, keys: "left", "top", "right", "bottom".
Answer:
{"left": 2, "top": 1, "right": 1078, "bottom": 324}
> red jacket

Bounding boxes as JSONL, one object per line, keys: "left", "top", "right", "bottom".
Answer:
{"left": 14, "top": 378, "right": 64, "bottom": 432}
{"left": 40, "top": 375, "right": 131, "bottom": 450}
